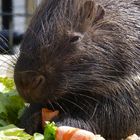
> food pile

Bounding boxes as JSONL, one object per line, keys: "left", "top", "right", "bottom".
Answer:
{"left": 42, "top": 109, "right": 104, "bottom": 140}
{"left": 44, "top": 121, "right": 105, "bottom": 140}
{"left": 0, "top": 121, "right": 140, "bottom": 140}
{"left": 0, "top": 77, "right": 105, "bottom": 140}
{"left": 0, "top": 121, "right": 105, "bottom": 140}
{"left": 0, "top": 77, "right": 139, "bottom": 140}
{"left": 0, "top": 124, "right": 44, "bottom": 140}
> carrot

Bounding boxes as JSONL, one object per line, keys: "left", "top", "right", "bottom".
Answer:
{"left": 42, "top": 110, "right": 137, "bottom": 140}
{"left": 42, "top": 109, "right": 104, "bottom": 140}
{"left": 44, "top": 122, "right": 105, "bottom": 140}
{"left": 55, "top": 126, "right": 96, "bottom": 140}
{"left": 42, "top": 108, "right": 59, "bottom": 128}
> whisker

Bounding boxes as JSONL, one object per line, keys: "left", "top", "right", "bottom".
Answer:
{"left": 0, "top": 50, "right": 15, "bottom": 62}
{"left": 0, "top": 68, "right": 14, "bottom": 77}
{"left": 89, "top": 103, "right": 99, "bottom": 121}
{"left": 0, "top": 56, "right": 17, "bottom": 67}
{"left": 48, "top": 100, "right": 55, "bottom": 111}
{"left": 54, "top": 97, "right": 67, "bottom": 114}
{"left": 0, "top": 66, "right": 14, "bottom": 72}
{"left": 13, "top": 53, "right": 19, "bottom": 60}
{"left": 68, "top": 92, "right": 99, "bottom": 103}
{"left": 0, "top": 38, "right": 14, "bottom": 55}
{"left": 0, "top": 45, "right": 18, "bottom": 65}
{"left": 0, "top": 59, "right": 15, "bottom": 68}
{"left": 8, "top": 54, "right": 18, "bottom": 63}
{"left": 60, "top": 97, "right": 90, "bottom": 117}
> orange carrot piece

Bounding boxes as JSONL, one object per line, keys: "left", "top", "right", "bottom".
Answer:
{"left": 44, "top": 122, "right": 105, "bottom": 140}
{"left": 42, "top": 108, "right": 59, "bottom": 127}
{"left": 55, "top": 126, "right": 98, "bottom": 140}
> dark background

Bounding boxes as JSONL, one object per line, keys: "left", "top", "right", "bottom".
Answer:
{"left": 0, "top": 0, "right": 41, "bottom": 54}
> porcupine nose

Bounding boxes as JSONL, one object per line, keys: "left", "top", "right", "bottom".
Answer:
{"left": 14, "top": 72, "right": 45, "bottom": 102}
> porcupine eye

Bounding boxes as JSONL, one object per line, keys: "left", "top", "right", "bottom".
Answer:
{"left": 70, "top": 36, "right": 80, "bottom": 43}
{"left": 69, "top": 32, "right": 83, "bottom": 43}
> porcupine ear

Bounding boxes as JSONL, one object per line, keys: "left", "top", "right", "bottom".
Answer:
{"left": 79, "top": 0, "right": 105, "bottom": 31}
{"left": 94, "top": 5, "right": 105, "bottom": 23}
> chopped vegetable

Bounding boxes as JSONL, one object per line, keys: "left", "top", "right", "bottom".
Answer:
{"left": 0, "top": 92, "right": 25, "bottom": 126}
{"left": 0, "top": 77, "right": 15, "bottom": 92}
{"left": 0, "top": 77, "right": 25, "bottom": 127}
{"left": 0, "top": 124, "right": 32, "bottom": 140}
{"left": 0, "top": 125, "right": 44, "bottom": 140}
{"left": 44, "top": 122, "right": 57, "bottom": 140}
{"left": 42, "top": 108, "right": 59, "bottom": 127}
{"left": 44, "top": 122, "right": 105, "bottom": 140}
{"left": 0, "top": 77, "right": 139, "bottom": 140}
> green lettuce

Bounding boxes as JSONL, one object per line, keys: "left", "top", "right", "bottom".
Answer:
{"left": 0, "top": 125, "right": 44, "bottom": 140}
{"left": 0, "top": 77, "right": 15, "bottom": 93}
{"left": 0, "top": 77, "right": 25, "bottom": 127}
{"left": 44, "top": 122, "right": 57, "bottom": 140}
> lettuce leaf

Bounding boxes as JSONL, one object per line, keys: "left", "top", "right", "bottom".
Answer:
{"left": 0, "top": 77, "right": 15, "bottom": 93}
{"left": 44, "top": 122, "right": 57, "bottom": 140}
{"left": 0, "top": 92, "right": 25, "bottom": 127}
{"left": 0, "top": 77, "right": 25, "bottom": 127}
{"left": 0, "top": 125, "right": 32, "bottom": 140}
{"left": 0, "top": 125, "right": 44, "bottom": 140}
{"left": 0, "top": 77, "right": 46, "bottom": 139}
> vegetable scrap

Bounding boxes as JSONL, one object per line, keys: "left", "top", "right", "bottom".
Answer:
{"left": 0, "top": 77, "right": 139, "bottom": 140}
{"left": 42, "top": 109, "right": 140, "bottom": 140}
{"left": 44, "top": 122, "right": 105, "bottom": 140}
{"left": 0, "top": 124, "right": 44, "bottom": 140}
{"left": 0, "top": 122, "right": 140, "bottom": 140}
{"left": 42, "top": 108, "right": 59, "bottom": 127}
{"left": 0, "top": 77, "right": 25, "bottom": 127}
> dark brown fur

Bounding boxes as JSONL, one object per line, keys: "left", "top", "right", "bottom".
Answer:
{"left": 14, "top": 0, "right": 140, "bottom": 139}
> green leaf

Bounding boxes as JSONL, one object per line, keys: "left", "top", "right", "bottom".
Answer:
{"left": 0, "top": 125, "right": 45, "bottom": 140}
{"left": 0, "top": 77, "right": 15, "bottom": 92}
{"left": 0, "top": 92, "right": 25, "bottom": 126}
{"left": 32, "top": 133, "right": 44, "bottom": 140}
{"left": 5, "top": 94, "right": 25, "bottom": 124}
{"left": 44, "top": 122, "right": 57, "bottom": 140}
{"left": 0, "top": 94, "right": 9, "bottom": 126}
{"left": 0, "top": 125, "right": 32, "bottom": 140}
{"left": 0, "top": 77, "right": 26, "bottom": 126}
{"left": 0, "top": 120, "right": 8, "bottom": 127}
{"left": 0, "top": 100, "right": 7, "bottom": 114}
{"left": 18, "top": 107, "right": 26, "bottom": 120}
{"left": 0, "top": 124, "right": 16, "bottom": 131}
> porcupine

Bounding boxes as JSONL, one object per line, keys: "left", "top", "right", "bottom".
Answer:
{"left": 14, "top": 0, "right": 140, "bottom": 139}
